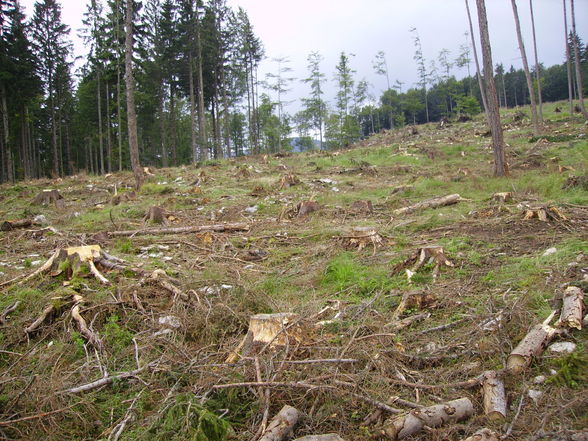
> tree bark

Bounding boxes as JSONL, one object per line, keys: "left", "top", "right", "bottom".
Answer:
{"left": 189, "top": 53, "right": 198, "bottom": 163}
{"left": 529, "top": 0, "right": 543, "bottom": 124}
{"left": 196, "top": 16, "right": 208, "bottom": 161}
{"left": 124, "top": 0, "right": 143, "bottom": 190}
{"left": 476, "top": 0, "right": 508, "bottom": 176}
{"left": 507, "top": 319, "right": 558, "bottom": 374}
{"left": 570, "top": 0, "right": 588, "bottom": 120}
{"left": 97, "top": 70, "right": 105, "bottom": 174}
{"left": 383, "top": 398, "right": 474, "bottom": 440}
{"left": 461, "top": 429, "right": 500, "bottom": 441}
{"left": 259, "top": 405, "right": 300, "bottom": 441}
{"left": 107, "top": 222, "right": 250, "bottom": 237}
{"left": 559, "top": 286, "right": 584, "bottom": 330}
{"left": 0, "top": 83, "right": 13, "bottom": 182}
{"left": 465, "top": 0, "right": 489, "bottom": 118}
{"left": 393, "top": 194, "right": 461, "bottom": 216}
{"left": 511, "top": 0, "right": 540, "bottom": 135}
{"left": 563, "top": 0, "right": 574, "bottom": 114}
{"left": 482, "top": 370, "right": 506, "bottom": 420}
{"left": 106, "top": 82, "right": 113, "bottom": 173}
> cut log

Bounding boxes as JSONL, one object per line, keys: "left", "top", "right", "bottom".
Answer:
{"left": 107, "top": 222, "right": 250, "bottom": 238}
{"left": 393, "top": 194, "right": 461, "bottom": 216}
{"left": 461, "top": 428, "right": 500, "bottom": 441}
{"left": 259, "top": 405, "right": 300, "bottom": 441}
{"left": 383, "top": 397, "right": 474, "bottom": 440}
{"left": 294, "top": 435, "right": 346, "bottom": 441}
{"left": 1, "top": 219, "right": 33, "bottom": 231}
{"left": 481, "top": 371, "right": 506, "bottom": 420}
{"left": 559, "top": 286, "right": 584, "bottom": 330}
{"left": 507, "top": 316, "right": 559, "bottom": 374}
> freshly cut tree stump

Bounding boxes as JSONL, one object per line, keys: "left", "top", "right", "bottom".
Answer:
{"left": 507, "top": 314, "right": 559, "bottom": 374}
{"left": 341, "top": 227, "right": 384, "bottom": 252}
{"left": 247, "top": 313, "right": 302, "bottom": 349}
{"left": 482, "top": 370, "right": 506, "bottom": 420}
{"left": 393, "top": 194, "right": 461, "bottom": 216}
{"left": 383, "top": 397, "right": 474, "bottom": 440}
{"left": 522, "top": 206, "right": 566, "bottom": 221}
{"left": 492, "top": 192, "right": 513, "bottom": 203}
{"left": 279, "top": 174, "right": 301, "bottom": 189}
{"left": 259, "top": 405, "right": 300, "bottom": 441}
{"left": 461, "top": 429, "right": 500, "bottom": 441}
{"left": 32, "top": 189, "right": 63, "bottom": 207}
{"left": 559, "top": 286, "right": 584, "bottom": 330}
{"left": 294, "top": 435, "right": 346, "bottom": 441}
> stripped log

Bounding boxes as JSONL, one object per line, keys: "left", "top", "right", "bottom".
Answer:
{"left": 461, "top": 429, "right": 500, "bottom": 441}
{"left": 507, "top": 312, "right": 559, "bottom": 374}
{"left": 559, "top": 286, "right": 584, "bottom": 330}
{"left": 393, "top": 194, "right": 461, "bottom": 216}
{"left": 482, "top": 371, "right": 506, "bottom": 420}
{"left": 294, "top": 435, "right": 345, "bottom": 441}
{"left": 383, "top": 397, "right": 474, "bottom": 440}
{"left": 107, "top": 222, "right": 250, "bottom": 237}
{"left": 259, "top": 405, "right": 300, "bottom": 441}
{"left": 1, "top": 219, "right": 33, "bottom": 231}
{"left": 62, "top": 366, "right": 147, "bottom": 394}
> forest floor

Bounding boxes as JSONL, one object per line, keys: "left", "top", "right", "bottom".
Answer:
{"left": 0, "top": 102, "right": 586, "bottom": 441}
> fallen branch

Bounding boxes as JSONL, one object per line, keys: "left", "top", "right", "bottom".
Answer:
{"left": 71, "top": 295, "right": 103, "bottom": 350}
{"left": 107, "top": 222, "right": 250, "bottom": 237}
{"left": 0, "top": 404, "right": 78, "bottom": 426}
{"left": 61, "top": 366, "right": 148, "bottom": 394}
{"left": 382, "top": 397, "right": 474, "bottom": 440}
{"left": 393, "top": 194, "right": 461, "bottom": 216}
{"left": 461, "top": 429, "right": 500, "bottom": 441}
{"left": 0, "top": 301, "right": 20, "bottom": 325}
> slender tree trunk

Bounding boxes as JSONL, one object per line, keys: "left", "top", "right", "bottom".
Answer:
{"left": 1, "top": 83, "right": 13, "bottom": 182}
{"left": 511, "top": 0, "right": 540, "bottom": 134}
{"left": 189, "top": 54, "right": 198, "bottom": 163}
{"left": 169, "top": 84, "right": 178, "bottom": 166}
{"left": 476, "top": 0, "right": 508, "bottom": 177}
{"left": 97, "top": 70, "right": 104, "bottom": 174}
{"left": 501, "top": 74, "right": 508, "bottom": 109}
{"left": 465, "top": 0, "right": 489, "bottom": 118}
{"left": 563, "top": 0, "right": 574, "bottom": 114}
{"left": 570, "top": 0, "right": 588, "bottom": 120}
{"left": 106, "top": 82, "right": 112, "bottom": 173}
{"left": 124, "top": 0, "right": 143, "bottom": 190}
{"left": 196, "top": 27, "right": 207, "bottom": 161}
{"left": 529, "top": 0, "right": 543, "bottom": 124}
{"left": 50, "top": 85, "right": 59, "bottom": 177}
{"left": 159, "top": 88, "right": 168, "bottom": 168}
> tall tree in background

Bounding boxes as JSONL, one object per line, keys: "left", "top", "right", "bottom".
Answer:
{"left": 124, "top": 0, "right": 143, "bottom": 189}
{"left": 570, "top": 0, "right": 587, "bottom": 120}
{"left": 476, "top": 0, "right": 507, "bottom": 176}
{"left": 510, "top": 0, "right": 539, "bottom": 135}
{"left": 464, "top": 0, "right": 488, "bottom": 116}
{"left": 301, "top": 51, "right": 326, "bottom": 150}
{"left": 265, "top": 56, "right": 294, "bottom": 152}
{"left": 562, "top": 0, "right": 574, "bottom": 114}
{"left": 410, "top": 28, "right": 429, "bottom": 123}
{"left": 31, "top": 0, "right": 72, "bottom": 177}
{"left": 333, "top": 51, "right": 359, "bottom": 146}
{"left": 528, "top": 0, "right": 543, "bottom": 124}
{"left": 373, "top": 50, "right": 394, "bottom": 128}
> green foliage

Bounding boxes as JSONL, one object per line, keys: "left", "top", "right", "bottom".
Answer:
{"left": 141, "top": 184, "right": 175, "bottom": 195}
{"left": 103, "top": 314, "right": 133, "bottom": 353}
{"left": 547, "top": 351, "right": 588, "bottom": 388}
{"left": 0, "top": 287, "right": 43, "bottom": 309}
{"left": 138, "top": 394, "right": 232, "bottom": 441}
{"left": 115, "top": 238, "right": 135, "bottom": 254}
{"left": 455, "top": 94, "right": 480, "bottom": 116}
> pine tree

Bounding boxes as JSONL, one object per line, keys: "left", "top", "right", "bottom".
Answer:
{"left": 333, "top": 52, "right": 359, "bottom": 147}
{"left": 410, "top": 28, "right": 430, "bottom": 122}
{"left": 301, "top": 51, "right": 326, "bottom": 150}
{"left": 31, "top": 0, "right": 73, "bottom": 177}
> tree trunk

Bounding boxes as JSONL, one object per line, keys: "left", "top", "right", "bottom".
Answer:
{"left": 476, "top": 0, "right": 508, "bottom": 177}
{"left": 1, "top": 83, "right": 13, "bottom": 182}
{"left": 106, "top": 82, "right": 112, "bottom": 173}
{"left": 159, "top": 89, "right": 168, "bottom": 168}
{"left": 196, "top": 22, "right": 208, "bottom": 161}
{"left": 511, "top": 0, "right": 540, "bottom": 135}
{"left": 570, "top": 0, "right": 588, "bottom": 120}
{"left": 124, "top": 0, "right": 143, "bottom": 190}
{"left": 563, "top": 0, "right": 574, "bottom": 114}
{"left": 189, "top": 54, "right": 198, "bottom": 163}
{"left": 259, "top": 405, "right": 300, "bottom": 441}
{"left": 97, "top": 70, "right": 105, "bottom": 175}
{"left": 465, "top": 0, "right": 489, "bottom": 118}
{"left": 169, "top": 84, "right": 178, "bottom": 166}
{"left": 559, "top": 286, "right": 584, "bottom": 330}
{"left": 507, "top": 320, "right": 558, "bottom": 374}
{"left": 529, "top": 0, "right": 543, "bottom": 124}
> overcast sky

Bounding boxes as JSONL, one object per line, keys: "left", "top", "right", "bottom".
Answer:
{"left": 18, "top": 0, "right": 588, "bottom": 112}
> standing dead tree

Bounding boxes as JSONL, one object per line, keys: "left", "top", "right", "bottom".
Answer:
{"left": 464, "top": 0, "right": 489, "bottom": 117}
{"left": 570, "top": 0, "right": 588, "bottom": 120}
{"left": 476, "top": 0, "right": 508, "bottom": 176}
{"left": 510, "top": 0, "right": 540, "bottom": 135}
{"left": 563, "top": 0, "right": 574, "bottom": 114}
{"left": 529, "top": 0, "right": 543, "bottom": 124}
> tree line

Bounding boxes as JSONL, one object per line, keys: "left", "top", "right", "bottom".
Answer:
{"left": 0, "top": 0, "right": 586, "bottom": 183}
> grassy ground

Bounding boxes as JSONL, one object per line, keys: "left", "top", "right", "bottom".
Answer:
{"left": 0, "top": 101, "right": 586, "bottom": 440}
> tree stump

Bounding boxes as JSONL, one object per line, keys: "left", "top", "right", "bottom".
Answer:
{"left": 33, "top": 189, "right": 63, "bottom": 207}
{"left": 296, "top": 201, "right": 320, "bottom": 217}
{"left": 461, "top": 429, "right": 500, "bottom": 441}
{"left": 279, "top": 174, "right": 301, "bottom": 189}
{"left": 144, "top": 206, "right": 167, "bottom": 224}
{"left": 341, "top": 227, "right": 384, "bottom": 252}
{"left": 350, "top": 200, "right": 373, "bottom": 214}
